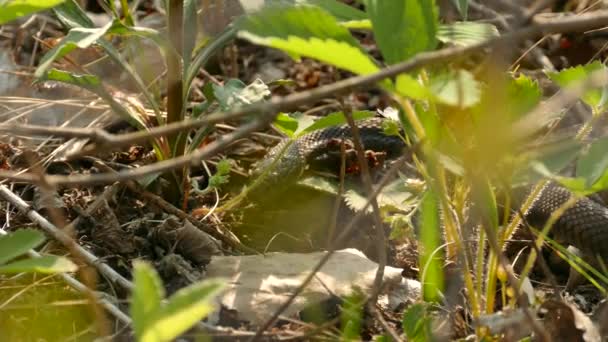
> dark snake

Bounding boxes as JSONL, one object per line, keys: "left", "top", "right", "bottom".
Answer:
{"left": 253, "top": 117, "right": 608, "bottom": 263}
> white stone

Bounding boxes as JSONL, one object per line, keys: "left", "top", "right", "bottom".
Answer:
{"left": 206, "top": 248, "right": 420, "bottom": 326}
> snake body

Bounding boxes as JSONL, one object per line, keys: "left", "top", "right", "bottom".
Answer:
{"left": 254, "top": 117, "right": 608, "bottom": 261}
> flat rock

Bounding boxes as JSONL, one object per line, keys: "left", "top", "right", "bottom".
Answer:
{"left": 206, "top": 248, "right": 420, "bottom": 326}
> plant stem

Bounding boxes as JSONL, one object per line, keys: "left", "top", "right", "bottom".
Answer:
{"left": 165, "top": 0, "right": 186, "bottom": 202}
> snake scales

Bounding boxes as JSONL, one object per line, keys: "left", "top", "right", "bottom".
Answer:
{"left": 253, "top": 117, "right": 608, "bottom": 263}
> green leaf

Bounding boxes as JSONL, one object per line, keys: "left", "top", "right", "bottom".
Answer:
{"left": 340, "top": 290, "right": 365, "bottom": 341}
{"left": 131, "top": 261, "right": 165, "bottom": 341}
{"left": 429, "top": 69, "right": 480, "bottom": 108}
{"left": 273, "top": 112, "right": 316, "bottom": 138}
{"left": 301, "top": 110, "right": 375, "bottom": 135}
{"left": 0, "top": 0, "right": 65, "bottom": 25}
{"left": 513, "top": 139, "right": 583, "bottom": 186}
{"left": 451, "top": 0, "right": 469, "bottom": 20}
{"left": 304, "top": 0, "right": 367, "bottom": 21}
{"left": 52, "top": 0, "right": 93, "bottom": 28}
{"left": 577, "top": 137, "right": 608, "bottom": 187}
{"left": 0, "top": 255, "right": 77, "bottom": 274}
{"left": 419, "top": 189, "right": 443, "bottom": 302}
{"left": 437, "top": 22, "right": 499, "bottom": 47}
{"left": 470, "top": 175, "right": 499, "bottom": 229}
{"left": 35, "top": 20, "right": 114, "bottom": 78}
{"left": 395, "top": 74, "right": 430, "bottom": 100}
{"left": 51, "top": 0, "right": 164, "bottom": 122}
{"left": 42, "top": 68, "right": 101, "bottom": 89}
{"left": 402, "top": 303, "right": 433, "bottom": 342}
{"left": 0, "top": 229, "right": 45, "bottom": 265}
{"left": 213, "top": 78, "right": 270, "bottom": 111}
{"left": 183, "top": 0, "right": 198, "bottom": 70}
{"left": 131, "top": 261, "right": 226, "bottom": 342}
{"left": 142, "top": 279, "right": 225, "bottom": 342}
{"left": 364, "top": 0, "right": 438, "bottom": 64}
{"left": 547, "top": 61, "right": 607, "bottom": 110}
{"left": 236, "top": 5, "right": 379, "bottom": 76}
{"left": 506, "top": 74, "right": 542, "bottom": 120}
{"left": 297, "top": 176, "right": 340, "bottom": 195}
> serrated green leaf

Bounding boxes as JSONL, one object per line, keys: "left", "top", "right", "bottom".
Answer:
{"left": 507, "top": 74, "right": 542, "bottom": 119}
{"left": 344, "top": 189, "right": 369, "bottom": 213}
{"left": 364, "top": 0, "right": 438, "bottom": 64}
{"left": 141, "top": 279, "right": 225, "bottom": 342}
{"left": 340, "top": 290, "right": 365, "bottom": 341}
{"left": 402, "top": 303, "right": 433, "bottom": 342}
{"left": 547, "top": 61, "right": 607, "bottom": 110}
{"left": 577, "top": 137, "right": 608, "bottom": 187}
{"left": 0, "top": 255, "right": 77, "bottom": 274}
{"left": 0, "top": 229, "right": 45, "bottom": 265}
{"left": 429, "top": 69, "right": 480, "bottom": 108}
{"left": 236, "top": 5, "right": 379, "bottom": 76}
{"left": 437, "top": 21, "right": 498, "bottom": 47}
{"left": 0, "top": 0, "right": 65, "bottom": 24}
{"left": 131, "top": 261, "right": 165, "bottom": 341}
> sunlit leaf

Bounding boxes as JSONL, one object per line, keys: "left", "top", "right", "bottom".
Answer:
{"left": 236, "top": 5, "right": 379, "bottom": 76}
{"left": 213, "top": 78, "right": 270, "bottom": 111}
{"left": 0, "top": 256, "right": 77, "bottom": 274}
{"left": 143, "top": 279, "right": 225, "bottom": 342}
{"left": 506, "top": 74, "right": 542, "bottom": 120}
{"left": 419, "top": 189, "right": 443, "bottom": 301}
{"left": 429, "top": 69, "right": 480, "bottom": 108}
{"left": 131, "top": 261, "right": 164, "bottom": 341}
{"left": 395, "top": 74, "right": 430, "bottom": 100}
{"left": 437, "top": 21, "right": 498, "bottom": 46}
{"left": 0, "top": 0, "right": 65, "bottom": 25}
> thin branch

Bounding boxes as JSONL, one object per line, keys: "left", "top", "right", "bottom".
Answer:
{"left": 2, "top": 10, "right": 608, "bottom": 147}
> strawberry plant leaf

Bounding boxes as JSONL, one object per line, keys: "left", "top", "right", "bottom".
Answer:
{"left": 437, "top": 21, "right": 498, "bottom": 46}
{"left": 0, "top": 229, "right": 45, "bottom": 265}
{"left": 236, "top": 5, "right": 379, "bottom": 75}
{"left": 0, "top": 256, "right": 77, "bottom": 274}
{"left": 364, "top": 0, "right": 438, "bottom": 64}
{"left": 547, "top": 61, "right": 607, "bottom": 111}
{"left": 429, "top": 69, "right": 480, "bottom": 108}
